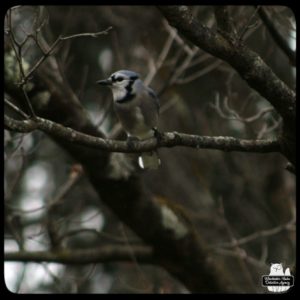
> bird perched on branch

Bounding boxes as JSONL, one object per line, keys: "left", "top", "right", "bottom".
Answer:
{"left": 97, "top": 70, "right": 161, "bottom": 170}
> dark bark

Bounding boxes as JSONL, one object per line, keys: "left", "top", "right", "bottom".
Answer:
{"left": 5, "top": 115, "right": 281, "bottom": 154}
{"left": 158, "top": 6, "right": 295, "bottom": 165}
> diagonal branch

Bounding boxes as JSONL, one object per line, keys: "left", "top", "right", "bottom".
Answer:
{"left": 258, "top": 6, "right": 296, "bottom": 66}
{"left": 18, "top": 27, "right": 113, "bottom": 87}
{"left": 4, "top": 115, "right": 281, "bottom": 154}
{"left": 210, "top": 93, "right": 276, "bottom": 124}
{"left": 4, "top": 97, "right": 30, "bottom": 119}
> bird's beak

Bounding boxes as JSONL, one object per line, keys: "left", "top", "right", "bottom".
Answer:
{"left": 96, "top": 79, "right": 112, "bottom": 86}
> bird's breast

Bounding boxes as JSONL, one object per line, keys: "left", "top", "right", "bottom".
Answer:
{"left": 114, "top": 104, "right": 153, "bottom": 139}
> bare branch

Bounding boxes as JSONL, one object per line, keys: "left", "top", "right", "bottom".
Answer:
{"left": 218, "top": 217, "right": 295, "bottom": 248}
{"left": 241, "top": 107, "right": 275, "bottom": 123}
{"left": 170, "top": 46, "right": 198, "bottom": 84}
{"left": 164, "top": 20, "right": 194, "bottom": 55}
{"left": 19, "top": 27, "right": 112, "bottom": 86}
{"left": 238, "top": 6, "right": 260, "bottom": 41}
{"left": 60, "top": 28, "right": 113, "bottom": 40}
{"left": 210, "top": 93, "right": 275, "bottom": 124}
{"left": 5, "top": 245, "right": 154, "bottom": 265}
{"left": 258, "top": 6, "right": 295, "bottom": 66}
{"left": 144, "top": 21, "right": 176, "bottom": 85}
{"left": 256, "top": 117, "right": 282, "bottom": 139}
{"left": 21, "top": 86, "right": 36, "bottom": 117}
{"left": 182, "top": 53, "right": 213, "bottom": 70}
{"left": 4, "top": 98, "right": 30, "bottom": 119}
{"left": 176, "top": 59, "right": 223, "bottom": 84}
{"left": 160, "top": 97, "right": 179, "bottom": 114}
{"left": 213, "top": 248, "right": 267, "bottom": 269}
{"left": 158, "top": 6, "right": 295, "bottom": 125}
{"left": 5, "top": 115, "right": 281, "bottom": 154}
{"left": 120, "top": 224, "right": 153, "bottom": 288}
{"left": 217, "top": 197, "right": 257, "bottom": 291}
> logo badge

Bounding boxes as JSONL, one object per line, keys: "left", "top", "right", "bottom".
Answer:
{"left": 262, "top": 263, "right": 294, "bottom": 293}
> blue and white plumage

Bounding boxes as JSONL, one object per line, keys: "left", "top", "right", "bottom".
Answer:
{"left": 97, "top": 70, "right": 160, "bottom": 169}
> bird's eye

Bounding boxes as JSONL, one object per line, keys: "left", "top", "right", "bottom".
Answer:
{"left": 116, "top": 77, "right": 124, "bottom": 82}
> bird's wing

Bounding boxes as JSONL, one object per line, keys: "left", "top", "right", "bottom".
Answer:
{"left": 139, "top": 88, "right": 159, "bottom": 129}
{"left": 147, "top": 87, "right": 160, "bottom": 112}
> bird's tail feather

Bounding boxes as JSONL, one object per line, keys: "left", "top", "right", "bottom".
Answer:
{"left": 138, "top": 151, "right": 160, "bottom": 170}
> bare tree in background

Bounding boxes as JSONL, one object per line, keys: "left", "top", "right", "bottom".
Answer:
{"left": 4, "top": 6, "right": 295, "bottom": 293}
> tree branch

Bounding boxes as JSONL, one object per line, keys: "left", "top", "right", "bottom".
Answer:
{"left": 18, "top": 27, "right": 113, "bottom": 87}
{"left": 4, "top": 115, "right": 281, "bottom": 154}
{"left": 5, "top": 245, "right": 154, "bottom": 265}
{"left": 258, "top": 6, "right": 296, "bottom": 66}
{"left": 157, "top": 6, "right": 295, "bottom": 126}
{"left": 210, "top": 93, "right": 275, "bottom": 124}
{"left": 4, "top": 97, "right": 30, "bottom": 119}
{"left": 214, "top": 6, "right": 236, "bottom": 35}
{"left": 237, "top": 6, "right": 260, "bottom": 41}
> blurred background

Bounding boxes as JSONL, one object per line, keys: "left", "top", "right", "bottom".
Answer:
{"left": 4, "top": 6, "right": 295, "bottom": 293}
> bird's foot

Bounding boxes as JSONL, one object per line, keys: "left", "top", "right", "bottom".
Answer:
{"left": 153, "top": 128, "right": 163, "bottom": 141}
{"left": 127, "top": 136, "right": 139, "bottom": 149}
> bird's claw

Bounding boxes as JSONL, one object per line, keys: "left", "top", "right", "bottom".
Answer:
{"left": 153, "top": 128, "right": 163, "bottom": 141}
{"left": 127, "top": 136, "right": 139, "bottom": 149}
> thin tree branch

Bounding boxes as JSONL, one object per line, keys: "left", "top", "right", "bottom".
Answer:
{"left": 238, "top": 6, "right": 260, "bottom": 41}
{"left": 144, "top": 20, "right": 176, "bottom": 85}
{"left": 217, "top": 197, "right": 257, "bottom": 291}
{"left": 256, "top": 117, "right": 282, "bottom": 139}
{"left": 175, "top": 59, "right": 223, "bottom": 84}
{"left": 218, "top": 217, "right": 295, "bottom": 248}
{"left": 5, "top": 245, "right": 154, "bottom": 265}
{"left": 4, "top": 98, "right": 30, "bottom": 119}
{"left": 21, "top": 86, "right": 36, "bottom": 117}
{"left": 258, "top": 6, "right": 296, "bottom": 66}
{"left": 213, "top": 248, "right": 267, "bottom": 269}
{"left": 7, "top": 9, "right": 36, "bottom": 117}
{"left": 157, "top": 6, "right": 295, "bottom": 125}
{"left": 4, "top": 115, "right": 281, "bottom": 154}
{"left": 210, "top": 93, "right": 275, "bottom": 124}
{"left": 214, "top": 6, "right": 236, "bottom": 36}
{"left": 19, "top": 27, "right": 113, "bottom": 86}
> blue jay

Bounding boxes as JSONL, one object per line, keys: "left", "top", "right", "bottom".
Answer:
{"left": 97, "top": 70, "right": 161, "bottom": 169}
